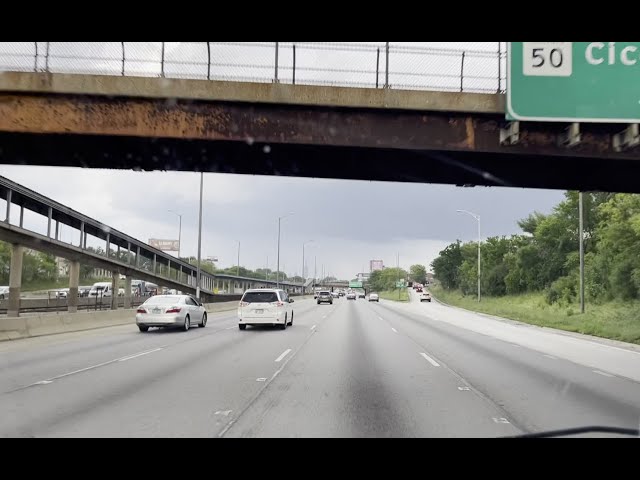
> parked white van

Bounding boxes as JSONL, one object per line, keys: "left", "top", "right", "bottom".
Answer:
{"left": 89, "top": 281, "right": 114, "bottom": 298}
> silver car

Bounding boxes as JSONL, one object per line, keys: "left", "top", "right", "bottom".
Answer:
{"left": 136, "top": 295, "right": 207, "bottom": 332}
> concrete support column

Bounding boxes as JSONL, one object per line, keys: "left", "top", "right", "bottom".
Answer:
{"left": 124, "top": 275, "right": 132, "bottom": 309}
{"left": 68, "top": 260, "right": 80, "bottom": 313}
{"left": 5, "top": 189, "right": 12, "bottom": 222}
{"left": 111, "top": 271, "right": 118, "bottom": 310}
{"left": 7, "top": 244, "right": 23, "bottom": 317}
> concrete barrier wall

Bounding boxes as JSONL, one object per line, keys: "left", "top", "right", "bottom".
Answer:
{"left": 0, "top": 301, "right": 239, "bottom": 342}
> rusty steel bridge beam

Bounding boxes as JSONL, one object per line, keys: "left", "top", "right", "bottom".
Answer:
{"left": 0, "top": 94, "right": 636, "bottom": 160}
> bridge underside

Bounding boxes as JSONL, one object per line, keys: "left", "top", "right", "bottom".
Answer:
{"left": 0, "top": 93, "right": 637, "bottom": 193}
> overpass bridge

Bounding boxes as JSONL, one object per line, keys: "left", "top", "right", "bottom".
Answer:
{"left": 0, "top": 175, "right": 302, "bottom": 316}
{"left": 0, "top": 42, "right": 637, "bottom": 192}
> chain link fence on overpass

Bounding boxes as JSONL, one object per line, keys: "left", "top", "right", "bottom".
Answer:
{"left": 0, "top": 42, "right": 507, "bottom": 94}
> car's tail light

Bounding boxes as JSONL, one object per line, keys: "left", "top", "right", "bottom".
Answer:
{"left": 165, "top": 307, "right": 181, "bottom": 313}
{"left": 239, "top": 301, "right": 249, "bottom": 307}
{"left": 272, "top": 301, "right": 284, "bottom": 307}
{"left": 136, "top": 308, "right": 147, "bottom": 314}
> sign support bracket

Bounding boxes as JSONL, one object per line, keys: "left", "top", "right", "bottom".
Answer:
{"left": 558, "top": 122, "right": 581, "bottom": 148}
{"left": 499, "top": 122, "right": 520, "bottom": 146}
{"left": 613, "top": 124, "right": 639, "bottom": 152}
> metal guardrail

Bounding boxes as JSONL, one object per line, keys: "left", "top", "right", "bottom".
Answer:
{"left": 0, "top": 42, "right": 507, "bottom": 94}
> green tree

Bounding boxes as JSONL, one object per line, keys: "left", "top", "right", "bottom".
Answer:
{"left": 409, "top": 264, "right": 427, "bottom": 284}
{"left": 431, "top": 241, "right": 463, "bottom": 289}
{"left": 369, "top": 267, "right": 407, "bottom": 292}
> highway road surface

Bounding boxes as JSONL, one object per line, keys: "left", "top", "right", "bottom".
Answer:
{"left": 1, "top": 290, "right": 639, "bottom": 437}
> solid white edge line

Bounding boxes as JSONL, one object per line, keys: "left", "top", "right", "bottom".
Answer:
{"left": 311, "top": 325, "right": 316, "bottom": 330}
{"left": 391, "top": 327, "right": 398, "bottom": 333}
{"left": 275, "top": 348, "right": 292, "bottom": 363}
{"left": 593, "top": 370, "right": 614, "bottom": 378}
{"left": 419, "top": 352, "right": 440, "bottom": 367}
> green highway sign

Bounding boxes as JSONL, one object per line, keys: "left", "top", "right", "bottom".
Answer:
{"left": 349, "top": 281, "right": 363, "bottom": 288}
{"left": 395, "top": 280, "right": 405, "bottom": 288}
{"left": 507, "top": 42, "right": 640, "bottom": 123}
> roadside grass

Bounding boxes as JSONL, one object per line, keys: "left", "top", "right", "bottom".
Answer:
{"left": 379, "top": 289, "right": 410, "bottom": 302}
{"left": 430, "top": 286, "right": 640, "bottom": 345}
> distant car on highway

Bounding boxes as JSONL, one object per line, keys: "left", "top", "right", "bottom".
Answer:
{"left": 317, "top": 291, "right": 333, "bottom": 305}
{"left": 55, "top": 289, "right": 69, "bottom": 299}
{"left": 0, "top": 286, "right": 9, "bottom": 300}
{"left": 420, "top": 292, "right": 432, "bottom": 302}
{"left": 238, "top": 288, "right": 294, "bottom": 330}
{"left": 346, "top": 291, "right": 356, "bottom": 300}
{"left": 89, "top": 281, "right": 114, "bottom": 298}
{"left": 331, "top": 291, "right": 339, "bottom": 298}
{"left": 79, "top": 286, "right": 92, "bottom": 297}
{"left": 358, "top": 291, "right": 366, "bottom": 299}
{"left": 136, "top": 294, "right": 207, "bottom": 332}
{"left": 369, "top": 293, "right": 379, "bottom": 302}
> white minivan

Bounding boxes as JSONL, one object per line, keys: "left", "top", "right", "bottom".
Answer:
{"left": 89, "top": 281, "right": 114, "bottom": 298}
{"left": 238, "top": 289, "right": 294, "bottom": 330}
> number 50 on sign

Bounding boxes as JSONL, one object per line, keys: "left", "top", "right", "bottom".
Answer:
{"left": 507, "top": 41, "right": 640, "bottom": 123}
{"left": 522, "top": 42, "right": 572, "bottom": 77}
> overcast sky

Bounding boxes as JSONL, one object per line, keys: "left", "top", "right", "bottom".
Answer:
{"left": 0, "top": 165, "right": 563, "bottom": 280}
{"left": 0, "top": 42, "right": 560, "bottom": 280}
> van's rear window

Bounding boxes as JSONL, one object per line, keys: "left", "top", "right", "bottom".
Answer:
{"left": 242, "top": 292, "right": 279, "bottom": 303}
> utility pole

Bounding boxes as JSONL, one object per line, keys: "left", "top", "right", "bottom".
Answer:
{"left": 579, "top": 192, "right": 585, "bottom": 313}
{"left": 196, "top": 172, "right": 203, "bottom": 300}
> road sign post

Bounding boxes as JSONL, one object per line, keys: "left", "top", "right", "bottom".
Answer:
{"left": 507, "top": 42, "right": 640, "bottom": 123}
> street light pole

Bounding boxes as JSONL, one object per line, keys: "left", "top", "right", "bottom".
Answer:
{"left": 397, "top": 252, "right": 400, "bottom": 300}
{"left": 196, "top": 172, "right": 204, "bottom": 300}
{"left": 456, "top": 209, "right": 481, "bottom": 302}
{"left": 276, "top": 212, "right": 294, "bottom": 288}
{"left": 236, "top": 240, "right": 240, "bottom": 277}
{"left": 579, "top": 192, "right": 585, "bottom": 313}
{"left": 168, "top": 210, "right": 182, "bottom": 258}
{"left": 302, "top": 240, "right": 313, "bottom": 293}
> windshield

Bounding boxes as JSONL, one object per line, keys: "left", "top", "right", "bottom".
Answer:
{"left": 0, "top": 41, "right": 639, "bottom": 439}
{"left": 242, "top": 292, "right": 279, "bottom": 303}
{"left": 143, "top": 296, "right": 181, "bottom": 305}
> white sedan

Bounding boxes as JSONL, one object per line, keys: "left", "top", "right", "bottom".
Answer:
{"left": 136, "top": 295, "right": 207, "bottom": 332}
{"left": 369, "top": 293, "right": 379, "bottom": 302}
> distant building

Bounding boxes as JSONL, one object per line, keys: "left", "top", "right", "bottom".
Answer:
{"left": 370, "top": 260, "right": 384, "bottom": 272}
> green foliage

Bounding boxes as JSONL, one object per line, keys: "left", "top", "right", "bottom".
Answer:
{"left": 409, "top": 264, "right": 427, "bottom": 284}
{"left": 431, "top": 241, "right": 463, "bottom": 289}
{"left": 369, "top": 267, "right": 408, "bottom": 292}
{"left": 432, "top": 191, "right": 640, "bottom": 306}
